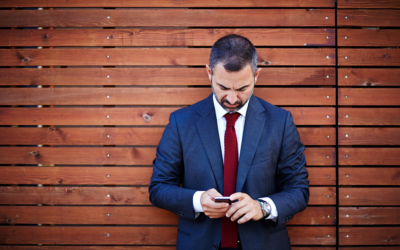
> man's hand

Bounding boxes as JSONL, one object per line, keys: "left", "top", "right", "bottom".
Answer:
{"left": 226, "top": 192, "right": 264, "bottom": 224}
{"left": 200, "top": 188, "right": 230, "bottom": 219}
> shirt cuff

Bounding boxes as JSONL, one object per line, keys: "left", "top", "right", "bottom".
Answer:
{"left": 259, "top": 197, "right": 278, "bottom": 222}
{"left": 193, "top": 191, "right": 205, "bottom": 217}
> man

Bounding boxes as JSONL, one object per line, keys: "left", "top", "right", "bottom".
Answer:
{"left": 149, "top": 34, "right": 309, "bottom": 250}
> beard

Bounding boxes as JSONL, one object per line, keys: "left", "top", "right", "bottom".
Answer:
{"left": 212, "top": 84, "right": 253, "bottom": 113}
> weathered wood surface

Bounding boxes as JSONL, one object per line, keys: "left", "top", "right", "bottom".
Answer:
{"left": 0, "top": 166, "right": 335, "bottom": 186}
{"left": 0, "top": 67, "right": 336, "bottom": 86}
{"left": 0, "top": 88, "right": 336, "bottom": 106}
{"left": 339, "top": 88, "right": 400, "bottom": 106}
{"left": 339, "top": 188, "right": 400, "bottom": 206}
{"left": 337, "top": 10, "right": 400, "bottom": 27}
{"left": 337, "top": 29, "right": 400, "bottom": 47}
{"left": 0, "top": 48, "right": 336, "bottom": 66}
{"left": 0, "top": 0, "right": 336, "bottom": 7}
{"left": 338, "top": 0, "right": 400, "bottom": 8}
{"left": 0, "top": 206, "right": 335, "bottom": 225}
{"left": 338, "top": 68, "right": 400, "bottom": 87}
{"left": 338, "top": 108, "right": 400, "bottom": 125}
{"left": 338, "top": 49, "right": 400, "bottom": 66}
{"left": 0, "top": 107, "right": 336, "bottom": 126}
{"left": 339, "top": 128, "right": 400, "bottom": 145}
{"left": 0, "top": 9, "right": 335, "bottom": 28}
{"left": 339, "top": 207, "right": 400, "bottom": 225}
{"left": 339, "top": 227, "right": 400, "bottom": 245}
{"left": 339, "top": 168, "right": 400, "bottom": 185}
{"left": 0, "top": 127, "right": 336, "bottom": 146}
{"left": 0, "top": 29, "right": 336, "bottom": 47}
{"left": 0, "top": 147, "right": 335, "bottom": 166}
{"left": 339, "top": 148, "right": 400, "bottom": 165}
{"left": 0, "top": 186, "right": 334, "bottom": 205}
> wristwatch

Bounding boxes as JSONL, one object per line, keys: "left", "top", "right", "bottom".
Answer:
{"left": 257, "top": 199, "right": 271, "bottom": 219}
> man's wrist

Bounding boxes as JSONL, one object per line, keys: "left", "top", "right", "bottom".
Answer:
{"left": 257, "top": 199, "right": 271, "bottom": 220}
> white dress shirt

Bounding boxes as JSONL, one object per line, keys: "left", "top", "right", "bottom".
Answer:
{"left": 192, "top": 94, "right": 278, "bottom": 221}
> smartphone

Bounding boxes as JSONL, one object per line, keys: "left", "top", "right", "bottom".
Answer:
{"left": 215, "top": 196, "right": 232, "bottom": 205}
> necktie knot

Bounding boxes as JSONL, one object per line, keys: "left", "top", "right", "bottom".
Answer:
{"left": 224, "top": 112, "right": 240, "bottom": 127}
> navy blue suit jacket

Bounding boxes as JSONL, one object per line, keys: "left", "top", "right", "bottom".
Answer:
{"left": 149, "top": 94, "right": 309, "bottom": 250}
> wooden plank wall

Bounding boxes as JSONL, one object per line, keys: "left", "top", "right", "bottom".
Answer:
{"left": 0, "top": 0, "right": 397, "bottom": 249}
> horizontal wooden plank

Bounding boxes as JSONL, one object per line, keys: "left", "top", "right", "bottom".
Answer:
{"left": 338, "top": 0, "right": 400, "bottom": 8}
{"left": 0, "top": 28, "right": 336, "bottom": 47}
{"left": 338, "top": 108, "right": 400, "bottom": 125}
{"left": 0, "top": 206, "right": 334, "bottom": 225}
{"left": 0, "top": 127, "right": 335, "bottom": 146}
{"left": 339, "top": 128, "right": 400, "bottom": 145}
{"left": 339, "top": 168, "right": 400, "bottom": 186}
{"left": 0, "top": 88, "right": 336, "bottom": 106}
{"left": 339, "top": 207, "right": 400, "bottom": 225}
{"left": 339, "top": 188, "right": 400, "bottom": 206}
{"left": 0, "top": 107, "right": 336, "bottom": 126}
{"left": 0, "top": 147, "right": 335, "bottom": 166}
{"left": 0, "top": 226, "right": 336, "bottom": 245}
{"left": 339, "top": 88, "right": 400, "bottom": 106}
{"left": 338, "top": 248, "right": 400, "bottom": 250}
{"left": 338, "top": 68, "right": 400, "bottom": 87}
{"left": 0, "top": 0, "right": 336, "bottom": 7}
{"left": 0, "top": 186, "right": 333, "bottom": 205}
{"left": 339, "top": 148, "right": 400, "bottom": 166}
{"left": 337, "top": 10, "right": 400, "bottom": 27}
{"left": 337, "top": 29, "right": 400, "bottom": 47}
{"left": 339, "top": 227, "right": 400, "bottom": 245}
{"left": 0, "top": 166, "right": 334, "bottom": 186}
{"left": 0, "top": 67, "right": 336, "bottom": 86}
{"left": 338, "top": 49, "right": 400, "bottom": 66}
{"left": 0, "top": 48, "right": 336, "bottom": 67}
{"left": 0, "top": 9, "right": 335, "bottom": 28}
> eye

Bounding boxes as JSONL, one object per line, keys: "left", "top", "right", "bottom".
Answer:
{"left": 219, "top": 85, "right": 228, "bottom": 90}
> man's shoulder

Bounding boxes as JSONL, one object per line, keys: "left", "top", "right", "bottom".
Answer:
{"left": 253, "top": 95, "right": 290, "bottom": 117}
{"left": 170, "top": 96, "right": 207, "bottom": 119}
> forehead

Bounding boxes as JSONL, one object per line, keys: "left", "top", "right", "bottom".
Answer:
{"left": 212, "top": 63, "right": 253, "bottom": 83}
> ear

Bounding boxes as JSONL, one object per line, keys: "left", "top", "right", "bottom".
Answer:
{"left": 254, "top": 68, "right": 262, "bottom": 83}
{"left": 205, "top": 64, "right": 212, "bottom": 82}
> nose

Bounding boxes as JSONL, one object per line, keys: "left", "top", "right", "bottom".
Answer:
{"left": 226, "top": 91, "right": 238, "bottom": 104}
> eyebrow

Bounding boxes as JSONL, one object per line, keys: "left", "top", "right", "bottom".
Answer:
{"left": 217, "top": 83, "right": 251, "bottom": 91}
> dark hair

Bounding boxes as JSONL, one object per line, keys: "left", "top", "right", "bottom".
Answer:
{"left": 209, "top": 34, "right": 258, "bottom": 75}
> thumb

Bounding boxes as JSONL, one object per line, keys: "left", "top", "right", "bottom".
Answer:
{"left": 207, "top": 188, "right": 222, "bottom": 199}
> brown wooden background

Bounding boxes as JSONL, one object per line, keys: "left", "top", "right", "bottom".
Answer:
{"left": 0, "top": 0, "right": 398, "bottom": 249}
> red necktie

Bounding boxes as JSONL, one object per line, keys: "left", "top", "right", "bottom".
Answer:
{"left": 221, "top": 112, "right": 240, "bottom": 248}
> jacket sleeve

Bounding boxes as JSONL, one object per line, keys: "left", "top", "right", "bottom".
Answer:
{"left": 267, "top": 111, "right": 310, "bottom": 227}
{"left": 148, "top": 112, "right": 198, "bottom": 221}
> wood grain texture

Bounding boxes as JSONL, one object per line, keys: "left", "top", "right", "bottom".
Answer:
{"left": 339, "top": 188, "right": 400, "bottom": 206}
{"left": 0, "top": 147, "right": 334, "bottom": 166}
{"left": 0, "top": 107, "right": 336, "bottom": 126}
{"left": 338, "top": 108, "right": 400, "bottom": 125}
{"left": 339, "top": 148, "right": 400, "bottom": 165}
{"left": 338, "top": 0, "right": 400, "bottom": 8}
{"left": 0, "top": 186, "right": 333, "bottom": 205}
{"left": 338, "top": 29, "right": 400, "bottom": 47}
{"left": 339, "top": 227, "right": 400, "bottom": 245}
{"left": 0, "top": 127, "right": 335, "bottom": 146}
{"left": 339, "top": 168, "right": 400, "bottom": 186}
{"left": 338, "top": 68, "right": 400, "bottom": 87}
{"left": 339, "top": 207, "right": 400, "bottom": 225}
{"left": 288, "top": 227, "right": 336, "bottom": 245}
{"left": 337, "top": 10, "right": 400, "bottom": 27}
{"left": 308, "top": 167, "right": 336, "bottom": 186}
{"left": 0, "top": 0, "right": 336, "bottom": 7}
{"left": 339, "top": 88, "right": 400, "bottom": 106}
{"left": 0, "top": 67, "right": 336, "bottom": 86}
{"left": 0, "top": 48, "right": 336, "bottom": 66}
{"left": 0, "top": 9, "right": 335, "bottom": 28}
{"left": 0, "top": 88, "right": 336, "bottom": 106}
{"left": 0, "top": 206, "right": 334, "bottom": 225}
{"left": 0, "top": 28, "right": 336, "bottom": 47}
{"left": 339, "top": 128, "right": 400, "bottom": 145}
{"left": 338, "top": 49, "right": 400, "bottom": 66}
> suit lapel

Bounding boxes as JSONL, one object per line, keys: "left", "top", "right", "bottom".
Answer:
{"left": 195, "top": 94, "right": 224, "bottom": 193}
{"left": 236, "top": 95, "right": 266, "bottom": 192}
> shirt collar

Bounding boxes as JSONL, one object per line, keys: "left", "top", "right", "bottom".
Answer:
{"left": 213, "top": 93, "right": 250, "bottom": 120}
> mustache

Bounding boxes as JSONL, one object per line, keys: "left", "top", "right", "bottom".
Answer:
{"left": 221, "top": 99, "right": 242, "bottom": 106}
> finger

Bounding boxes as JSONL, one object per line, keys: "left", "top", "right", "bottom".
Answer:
{"left": 207, "top": 188, "right": 222, "bottom": 199}
{"left": 203, "top": 206, "right": 230, "bottom": 213}
{"left": 229, "top": 192, "right": 245, "bottom": 201}
{"left": 205, "top": 212, "right": 226, "bottom": 219}
{"left": 230, "top": 205, "right": 252, "bottom": 222}
{"left": 225, "top": 199, "right": 247, "bottom": 217}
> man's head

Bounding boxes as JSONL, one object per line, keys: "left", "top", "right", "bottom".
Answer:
{"left": 206, "top": 34, "right": 261, "bottom": 112}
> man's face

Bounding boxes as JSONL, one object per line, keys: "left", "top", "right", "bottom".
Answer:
{"left": 206, "top": 63, "right": 261, "bottom": 113}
